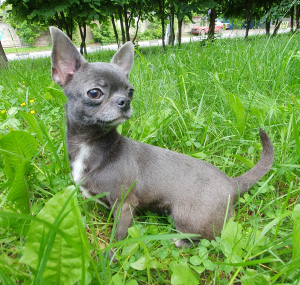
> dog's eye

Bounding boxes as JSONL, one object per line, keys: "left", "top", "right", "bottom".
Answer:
{"left": 87, "top": 89, "right": 103, "bottom": 99}
{"left": 127, "top": 89, "right": 134, "bottom": 98}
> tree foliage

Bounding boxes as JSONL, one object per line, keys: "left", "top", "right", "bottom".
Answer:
{"left": 1, "top": 0, "right": 300, "bottom": 53}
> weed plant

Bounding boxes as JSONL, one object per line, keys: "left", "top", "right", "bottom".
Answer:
{"left": 0, "top": 33, "right": 299, "bottom": 284}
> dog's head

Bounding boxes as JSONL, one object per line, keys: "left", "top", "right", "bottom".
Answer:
{"left": 50, "top": 27, "right": 134, "bottom": 130}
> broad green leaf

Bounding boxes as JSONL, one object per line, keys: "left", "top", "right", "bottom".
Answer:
{"left": 7, "top": 161, "right": 30, "bottom": 213}
{"left": 219, "top": 240, "right": 232, "bottom": 257}
{"left": 20, "top": 186, "right": 90, "bottom": 285}
{"left": 292, "top": 204, "right": 300, "bottom": 261}
{"left": 228, "top": 93, "right": 245, "bottom": 133}
{"left": 189, "top": 265, "right": 205, "bottom": 274}
{"left": 130, "top": 256, "right": 167, "bottom": 271}
{"left": 126, "top": 280, "right": 138, "bottom": 285}
{"left": 190, "top": 255, "right": 202, "bottom": 266}
{"left": 0, "top": 131, "right": 37, "bottom": 193}
{"left": 203, "top": 259, "right": 216, "bottom": 271}
{"left": 19, "top": 111, "right": 43, "bottom": 142}
{"left": 45, "top": 87, "right": 67, "bottom": 105}
{"left": 221, "top": 218, "right": 246, "bottom": 256}
{"left": 130, "top": 256, "right": 147, "bottom": 270}
{"left": 232, "top": 154, "right": 255, "bottom": 168}
{"left": 198, "top": 246, "right": 208, "bottom": 259}
{"left": 121, "top": 242, "right": 139, "bottom": 257}
{"left": 149, "top": 259, "right": 168, "bottom": 270}
{"left": 128, "top": 226, "right": 141, "bottom": 238}
{"left": 192, "top": 152, "right": 207, "bottom": 159}
{"left": 146, "top": 225, "right": 159, "bottom": 234}
{"left": 112, "top": 273, "right": 123, "bottom": 285}
{"left": 241, "top": 268, "right": 270, "bottom": 285}
{"left": 0, "top": 130, "right": 37, "bottom": 168}
{"left": 201, "top": 239, "right": 211, "bottom": 247}
{"left": 171, "top": 263, "right": 199, "bottom": 285}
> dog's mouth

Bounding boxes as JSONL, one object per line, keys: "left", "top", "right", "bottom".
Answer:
{"left": 82, "top": 114, "right": 131, "bottom": 128}
{"left": 105, "top": 116, "right": 129, "bottom": 127}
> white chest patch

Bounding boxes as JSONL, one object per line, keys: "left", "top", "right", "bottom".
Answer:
{"left": 72, "top": 144, "right": 91, "bottom": 184}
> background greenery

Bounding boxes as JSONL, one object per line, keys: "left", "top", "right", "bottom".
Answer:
{"left": 0, "top": 32, "right": 299, "bottom": 284}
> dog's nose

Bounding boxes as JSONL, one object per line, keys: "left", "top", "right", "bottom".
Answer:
{"left": 116, "top": 97, "right": 131, "bottom": 111}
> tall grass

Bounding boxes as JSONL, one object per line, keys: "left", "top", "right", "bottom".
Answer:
{"left": 0, "top": 33, "right": 299, "bottom": 284}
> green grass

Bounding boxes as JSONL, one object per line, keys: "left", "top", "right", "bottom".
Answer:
{"left": 4, "top": 45, "right": 53, "bottom": 54}
{"left": 0, "top": 33, "right": 299, "bottom": 284}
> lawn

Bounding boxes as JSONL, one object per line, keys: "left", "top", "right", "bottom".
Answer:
{"left": 0, "top": 32, "right": 299, "bottom": 284}
{"left": 4, "top": 45, "right": 53, "bottom": 54}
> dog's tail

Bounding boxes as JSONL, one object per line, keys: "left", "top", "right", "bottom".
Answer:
{"left": 233, "top": 129, "right": 274, "bottom": 194}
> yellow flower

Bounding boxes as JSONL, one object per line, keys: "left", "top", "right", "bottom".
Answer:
{"left": 1, "top": 110, "right": 5, "bottom": 114}
{"left": 20, "top": 102, "right": 26, "bottom": 106}
{"left": 22, "top": 81, "right": 25, "bottom": 84}
{"left": 30, "top": 99, "right": 35, "bottom": 103}
{"left": 30, "top": 110, "right": 35, "bottom": 114}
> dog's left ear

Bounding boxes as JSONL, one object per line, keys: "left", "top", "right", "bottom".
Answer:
{"left": 111, "top": 42, "right": 134, "bottom": 77}
{"left": 50, "top": 26, "right": 87, "bottom": 87}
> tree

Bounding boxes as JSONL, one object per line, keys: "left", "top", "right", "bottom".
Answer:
{"left": 155, "top": 0, "right": 167, "bottom": 48}
{"left": 207, "top": 6, "right": 216, "bottom": 39}
{"left": 4, "top": 0, "right": 74, "bottom": 38}
{"left": 262, "top": 0, "right": 273, "bottom": 35}
{"left": 221, "top": 0, "right": 256, "bottom": 39}
{"left": 290, "top": 4, "right": 294, "bottom": 32}
{"left": 174, "top": 0, "right": 199, "bottom": 47}
{"left": 296, "top": 3, "right": 300, "bottom": 30}
{"left": 0, "top": 6, "right": 8, "bottom": 68}
{"left": 3, "top": 0, "right": 104, "bottom": 55}
{"left": 0, "top": 41, "right": 8, "bottom": 69}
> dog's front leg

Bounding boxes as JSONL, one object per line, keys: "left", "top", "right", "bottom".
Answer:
{"left": 113, "top": 196, "right": 138, "bottom": 241}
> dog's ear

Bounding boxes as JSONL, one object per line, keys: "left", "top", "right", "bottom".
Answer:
{"left": 111, "top": 42, "right": 134, "bottom": 77}
{"left": 50, "top": 26, "right": 86, "bottom": 87}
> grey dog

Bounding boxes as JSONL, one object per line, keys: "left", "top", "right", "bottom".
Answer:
{"left": 50, "top": 27, "right": 274, "bottom": 247}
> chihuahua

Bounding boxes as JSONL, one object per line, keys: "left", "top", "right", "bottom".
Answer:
{"left": 50, "top": 27, "right": 274, "bottom": 247}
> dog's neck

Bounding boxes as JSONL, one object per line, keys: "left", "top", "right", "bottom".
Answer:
{"left": 67, "top": 119, "right": 121, "bottom": 144}
{"left": 66, "top": 120, "right": 124, "bottom": 169}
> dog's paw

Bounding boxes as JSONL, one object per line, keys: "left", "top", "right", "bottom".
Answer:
{"left": 103, "top": 248, "right": 118, "bottom": 263}
{"left": 173, "top": 238, "right": 199, "bottom": 248}
{"left": 175, "top": 239, "right": 189, "bottom": 248}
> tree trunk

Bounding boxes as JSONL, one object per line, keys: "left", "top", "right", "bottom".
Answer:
{"left": 296, "top": 5, "right": 300, "bottom": 30}
{"left": 272, "top": 19, "right": 282, "bottom": 36}
{"left": 55, "top": 12, "right": 62, "bottom": 30}
{"left": 245, "top": 0, "right": 253, "bottom": 38}
{"left": 60, "top": 11, "right": 72, "bottom": 40}
{"left": 170, "top": 1, "right": 175, "bottom": 46}
{"left": 0, "top": 41, "right": 8, "bottom": 69}
{"left": 128, "top": 7, "right": 135, "bottom": 31}
{"left": 111, "top": 14, "right": 120, "bottom": 47}
{"left": 68, "top": 8, "right": 73, "bottom": 40}
{"left": 265, "top": 20, "right": 271, "bottom": 35}
{"left": 157, "top": 0, "right": 165, "bottom": 49}
{"left": 208, "top": 7, "right": 216, "bottom": 40}
{"left": 290, "top": 5, "right": 294, "bottom": 33}
{"left": 123, "top": 3, "right": 130, "bottom": 41}
{"left": 78, "top": 23, "right": 87, "bottom": 57}
{"left": 118, "top": 6, "right": 126, "bottom": 44}
{"left": 132, "top": 10, "right": 142, "bottom": 44}
{"left": 178, "top": 19, "right": 183, "bottom": 47}
{"left": 245, "top": 0, "right": 254, "bottom": 39}
{"left": 263, "top": 0, "right": 271, "bottom": 35}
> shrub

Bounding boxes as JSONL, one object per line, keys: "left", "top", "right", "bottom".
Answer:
{"left": 138, "top": 22, "right": 162, "bottom": 41}
{"left": 15, "top": 21, "right": 47, "bottom": 45}
{"left": 91, "top": 22, "right": 117, "bottom": 44}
